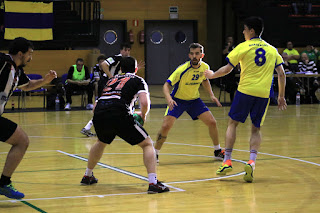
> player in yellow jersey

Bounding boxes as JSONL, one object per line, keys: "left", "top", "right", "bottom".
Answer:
{"left": 205, "top": 17, "right": 287, "bottom": 182}
{"left": 154, "top": 43, "right": 224, "bottom": 163}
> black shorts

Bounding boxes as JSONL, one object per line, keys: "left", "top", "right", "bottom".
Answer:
{"left": 0, "top": 116, "right": 18, "bottom": 142}
{"left": 93, "top": 110, "right": 148, "bottom": 145}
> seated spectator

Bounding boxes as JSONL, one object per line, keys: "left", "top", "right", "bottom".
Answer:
{"left": 283, "top": 41, "right": 300, "bottom": 73}
{"left": 64, "top": 58, "right": 93, "bottom": 110}
{"left": 92, "top": 54, "right": 107, "bottom": 100}
{"left": 301, "top": 45, "right": 318, "bottom": 64}
{"left": 281, "top": 52, "right": 290, "bottom": 72}
{"left": 281, "top": 52, "right": 300, "bottom": 104}
{"left": 299, "top": 53, "right": 319, "bottom": 103}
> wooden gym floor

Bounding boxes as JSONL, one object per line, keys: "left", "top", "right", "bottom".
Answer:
{"left": 0, "top": 85, "right": 320, "bottom": 212}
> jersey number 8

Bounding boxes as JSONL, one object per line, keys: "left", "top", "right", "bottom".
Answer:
{"left": 254, "top": 48, "right": 266, "bottom": 66}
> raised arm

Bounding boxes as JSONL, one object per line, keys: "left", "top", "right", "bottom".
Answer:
{"left": 21, "top": 70, "right": 57, "bottom": 91}
{"left": 204, "top": 64, "right": 234, "bottom": 79}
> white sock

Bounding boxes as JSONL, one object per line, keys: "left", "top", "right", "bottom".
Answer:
{"left": 85, "top": 168, "right": 93, "bottom": 177}
{"left": 148, "top": 173, "right": 157, "bottom": 184}
{"left": 84, "top": 120, "right": 93, "bottom": 130}
{"left": 155, "top": 149, "right": 160, "bottom": 155}
{"left": 213, "top": 144, "right": 221, "bottom": 150}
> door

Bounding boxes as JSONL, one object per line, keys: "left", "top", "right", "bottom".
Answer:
{"left": 98, "top": 21, "right": 127, "bottom": 57}
{"left": 145, "top": 21, "right": 197, "bottom": 84}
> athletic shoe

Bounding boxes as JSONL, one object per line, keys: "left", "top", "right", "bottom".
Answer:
{"left": 0, "top": 183, "right": 24, "bottom": 199}
{"left": 64, "top": 103, "right": 71, "bottom": 110}
{"left": 80, "top": 128, "right": 96, "bottom": 137}
{"left": 80, "top": 174, "right": 98, "bottom": 185}
{"left": 243, "top": 160, "right": 255, "bottom": 183}
{"left": 216, "top": 159, "right": 233, "bottom": 175}
{"left": 156, "top": 154, "right": 159, "bottom": 164}
{"left": 214, "top": 149, "right": 225, "bottom": 160}
{"left": 147, "top": 181, "right": 170, "bottom": 194}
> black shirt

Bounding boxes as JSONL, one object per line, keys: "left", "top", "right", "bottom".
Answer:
{"left": 0, "top": 53, "right": 29, "bottom": 115}
{"left": 95, "top": 73, "right": 148, "bottom": 114}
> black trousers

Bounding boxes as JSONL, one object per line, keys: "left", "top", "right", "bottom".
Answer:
{"left": 65, "top": 83, "right": 93, "bottom": 104}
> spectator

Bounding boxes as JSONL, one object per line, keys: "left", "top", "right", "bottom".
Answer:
{"left": 64, "top": 58, "right": 93, "bottom": 110}
{"left": 221, "top": 36, "right": 238, "bottom": 102}
{"left": 299, "top": 53, "right": 319, "bottom": 103}
{"left": 283, "top": 41, "right": 300, "bottom": 73}
{"left": 282, "top": 52, "right": 300, "bottom": 104}
{"left": 301, "top": 45, "right": 318, "bottom": 64}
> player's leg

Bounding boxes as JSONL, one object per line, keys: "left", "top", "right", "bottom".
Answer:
{"left": 217, "top": 91, "right": 251, "bottom": 175}
{"left": 0, "top": 117, "right": 28, "bottom": 199}
{"left": 154, "top": 115, "right": 176, "bottom": 150}
{"left": 81, "top": 111, "right": 114, "bottom": 185}
{"left": 155, "top": 99, "right": 185, "bottom": 159}
{"left": 81, "top": 139, "right": 106, "bottom": 185}
{"left": 117, "top": 116, "right": 169, "bottom": 194}
{"left": 197, "top": 111, "right": 224, "bottom": 160}
{"left": 216, "top": 118, "right": 239, "bottom": 175}
{"left": 138, "top": 138, "right": 169, "bottom": 194}
{"left": 244, "top": 97, "right": 269, "bottom": 182}
{"left": 81, "top": 119, "right": 96, "bottom": 137}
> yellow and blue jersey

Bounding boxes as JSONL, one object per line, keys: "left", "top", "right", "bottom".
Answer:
{"left": 167, "top": 61, "right": 209, "bottom": 100}
{"left": 226, "top": 37, "right": 283, "bottom": 98}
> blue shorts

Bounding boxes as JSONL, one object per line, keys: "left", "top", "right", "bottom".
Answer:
{"left": 229, "top": 91, "right": 270, "bottom": 128}
{"left": 165, "top": 98, "right": 209, "bottom": 120}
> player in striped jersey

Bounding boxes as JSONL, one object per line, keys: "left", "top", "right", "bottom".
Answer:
{"left": 0, "top": 37, "right": 56, "bottom": 199}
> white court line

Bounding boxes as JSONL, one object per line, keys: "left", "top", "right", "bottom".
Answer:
{"left": 56, "top": 150, "right": 184, "bottom": 192}
{"left": 0, "top": 191, "right": 179, "bottom": 203}
{"left": 166, "top": 142, "right": 320, "bottom": 167}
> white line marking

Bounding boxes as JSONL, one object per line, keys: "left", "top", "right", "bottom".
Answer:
{"left": 0, "top": 191, "right": 181, "bottom": 203}
{"left": 166, "top": 142, "right": 320, "bottom": 167}
{"left": 56, "top": 150, "right": 185, "bottom": 192}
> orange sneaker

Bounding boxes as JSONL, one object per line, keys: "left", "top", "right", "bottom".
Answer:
{"left": 216, "top": 159, "right": 232, "bottom": 175}
{"left": 243, "top": 160, "right": 255, "bottom": 183}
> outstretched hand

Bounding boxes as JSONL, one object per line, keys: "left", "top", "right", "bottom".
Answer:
{"left": 44, "top": 70, "right": 57, "bottom": 84}
{"left": 137, "top": 60, "right": 145, "bottom": 70}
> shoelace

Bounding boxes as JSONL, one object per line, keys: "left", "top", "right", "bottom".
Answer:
{"left": 7, "top": 183, "right": 18, "bottom": 192}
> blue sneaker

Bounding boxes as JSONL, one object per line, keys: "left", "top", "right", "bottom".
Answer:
{"left": 0, "top": 183, "right": 25, "bottom": 199}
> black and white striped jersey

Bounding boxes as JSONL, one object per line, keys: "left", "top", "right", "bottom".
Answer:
{"left": 298, "top": 61, "right": 318, "bottom": 73}
{"left": 0, "top": 53, "right": 29, "bottom": 115}
{"left": 105, "top": 54, "right": 123, "bottom": 76}
{"left": 95, "top": 73, "right": 149, "bottom": 114}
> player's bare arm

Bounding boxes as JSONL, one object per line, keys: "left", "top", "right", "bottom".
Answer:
{"left": 163, "top": 82, "right": 177, "bottom": 110}
{"left": 275, "top": 65, "right": 287, "bottom": 111}
{"left": 100, "top": 61, "right": 112, "bottom": 78}
{"left": 204, "top": 63, "right": 234, "bottom": 79}
{"left": 137, "top": 92, "right": 150, "bottom": 122}
{"left": 202, "top": 79, "right": 222, "bottom": 107}
{"left": 21, "top": 70, "right": 57, "bottom": 91}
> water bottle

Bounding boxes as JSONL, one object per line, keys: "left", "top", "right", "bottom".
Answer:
{"left": 296, "top": 92, "right": 300, "bottom": 105}
{"left": 55, "top": 95, "right": 60, "bottom": 110}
